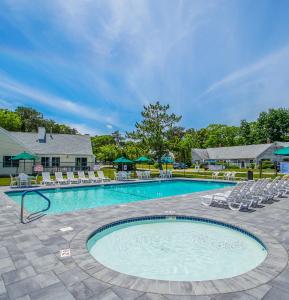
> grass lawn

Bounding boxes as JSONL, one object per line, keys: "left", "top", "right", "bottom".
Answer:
{"left": 0, "top": 167, "right": 280, "bottom": 186}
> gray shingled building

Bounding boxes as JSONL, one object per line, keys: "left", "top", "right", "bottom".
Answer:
{"left": 0, "top": 126, "right": 95, "bottom": 175}
{"left": 192, "top": 142, "right": 289, "bottom": 168}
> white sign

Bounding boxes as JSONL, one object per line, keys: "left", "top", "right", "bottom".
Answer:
{"left": 34, "top": 164, "right": 43, "bottom": 172}
{"left": 280, "top": 162, "right": 289, "bottom": 174}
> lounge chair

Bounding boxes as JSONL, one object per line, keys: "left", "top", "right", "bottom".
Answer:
{"left": 144, "top": 171, "right": 151, "bottom": 179}
{"left": 212, "top": 171, "right": 219, "bottom": 179}
{"left": 67, "top": 172, "right": 79, "bottom": 184}
{"left": 55, "top": 172, "right": 68, "bottom": 185}
{"left": 77, "top": 171, "right": 90, "bottom": 183}
{"left": 202, "top": 182, "right": 253, "bottom": 211}
{"left": 18, "top": 173, "right": 29, "bottom": 187}
{"left": 88, "top": 171, "right": 101, "bottom": 183}
{"left": 10, "top": 175, "right": 17, "bottom": 187}
{"left": 97, "top": 171, "right": 110, "bottom": 181}
{"left": 159, "top": 170, "right": 166, "bottom": 178}
{"left": 30, "top": 175, "right": 38, "bottom": 186}
{"left": 136, "top": 171, "right": 143, "bottom": 180}
{"left": 41, "top": 172, "right": 55, "bottom": 185}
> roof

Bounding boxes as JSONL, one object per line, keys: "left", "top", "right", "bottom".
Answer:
{"left": 191, "top": 149, "right": 209, "bottom": 160}
{"left": 8, "top": 132, "right": 93, "bottom": 155}
{"left": 192, "top": 143, "right": 273, "bottom": 160}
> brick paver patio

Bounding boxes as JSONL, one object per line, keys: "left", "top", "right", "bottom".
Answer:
{"left": 0, "top": 179, "right": 288, "bottom": 300}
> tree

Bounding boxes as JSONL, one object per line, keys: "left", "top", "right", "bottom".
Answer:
{"left": 0, "top": 109, "right": 22, "bottom": 131}
{"left": 203, "top": 124, "right": 240, "bottom": 148}
{"left": 15, "top": 107, "right": 43, "bottom": 132}
{"left": 128, "top": 102, "right": 181, "bottom": 168}
{"left": 256, "top": 108, "right": 289, "bottom": 143}
{"left": 95, "top": 144, "right": 120, "bottom": 162}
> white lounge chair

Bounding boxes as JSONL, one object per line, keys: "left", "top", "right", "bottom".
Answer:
{"left": 41, "top": 172, "right": 55, "bottom": 185}
{"left": 77, "top": 171, "right": 90, "bottom": 183}
{"left": 167, "top": 170, "right": 173, "bottom": 178}
{"left": 67, "top": 172, "right": 79, "bottom": 184}
{"left": 159, "top": 170, "right": 166, "bottom": 178}
{"left": 212, "top": 171, "right": 219, "bottom": 179}
{"left": 136, "top": 171, "right": 143, "bottom": 180}
{"left": 144, "top": 170, "right": 151, "bottom": 179}
{"left": 88, "top": 171, "right": 101, "bottom": 183}
{"left": 18, "top": 173, "right": 29, "bottom": 187}
{"left": 97, "top": 170, "right": 110, "bottom": 182}
{"left": 202, "top": 182, "right": 253, "bottom": 211}
{"left": 30, "top": 175, "right": 38, "bottom": 186}
{"left": 55, "top": 172, "right": 68, "bottom": 185}
{"left": 10, "top": 175, "right": 17, "bottom": 187}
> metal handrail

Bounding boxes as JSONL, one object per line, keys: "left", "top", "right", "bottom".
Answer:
{"left": 21, "top": 190, "right": 51, "bottom": 224}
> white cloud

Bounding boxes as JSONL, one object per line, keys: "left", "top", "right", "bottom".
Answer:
{"left": 106, "top": 124, "right": 113, "bottom": 129}
{"left": 0, "top": 73, "right": 120, "bottom": 126}
{"left": 67, "top": 123, "right": 102, "bottom": 136}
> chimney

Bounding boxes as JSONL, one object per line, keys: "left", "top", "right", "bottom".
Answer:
{"left": 38, "top": 127, "right": 46, "bottom": 143}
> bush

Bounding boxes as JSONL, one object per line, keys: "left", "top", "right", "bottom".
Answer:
{"left": 261, "top": 160, "right": 274, "bottom": 169}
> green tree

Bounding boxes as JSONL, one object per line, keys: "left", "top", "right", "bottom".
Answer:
{"left": 15, "top": 106, "right": 43, "bottom": 132}
{"left": 95, "top": 144, "right": 120, "bottom": 162}
{"left": 0, "top": 109, "right": 22, "bottom": 131}
{"left": 256, "top": 108, "right": 289, "bottom": 143}
{"left": 128, "top": 102, "right": 181, "bottom": 168}
{"left": 203, "top": 124, "right": 240, "bottom": 148}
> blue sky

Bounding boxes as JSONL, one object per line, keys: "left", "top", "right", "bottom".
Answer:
{"left": 1, "top": 0, "right": 289, "bottom": 135}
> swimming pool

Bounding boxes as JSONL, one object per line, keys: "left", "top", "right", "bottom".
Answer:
{"left": 87, "top": 216, "right": 267, "bottom": 281}
{"left": 7, "top": 180, "right": 234, "bottom": 215}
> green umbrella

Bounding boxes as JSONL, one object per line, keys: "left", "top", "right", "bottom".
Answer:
{"left": 11, "top": 152, "right": 38, "bottom": 160}
{"left": 274, "top": 147, "right": 289, "bottom": 156}
{"left": 134, "top": 156, "right": 152, "bottom": 170}
{"left": 161, "top": 156, "right": 174, "bottom": 164}
{"left": 11, "top": 151, "right": 38, "bottom": 172}
{"left": 113, "top": 156, "right": 134, "bottom": 171}
{"left": 134, "top": 156, "right": 152, "bottom": 163}
{"left": 161, "top": 155, "right": 174, "bottom": 171}
{"left": 113, "top": 156, "right": 133, "bottom": 163}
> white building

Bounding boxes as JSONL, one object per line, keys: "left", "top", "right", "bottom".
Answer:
{"left": 0, "top": 126, "right": 95, "bottom": 175}
{"left": 191, "top": 142, "right": 289, "bottom": 168}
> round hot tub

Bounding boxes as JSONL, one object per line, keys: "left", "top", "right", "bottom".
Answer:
{"left": 87, "top": 216, "right": 267, "bottom": 281}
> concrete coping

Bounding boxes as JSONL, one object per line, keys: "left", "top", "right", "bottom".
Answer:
{"left": 70, "top": 214, "right": 288, "bottom": 296}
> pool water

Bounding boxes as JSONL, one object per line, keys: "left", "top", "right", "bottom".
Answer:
{"left": 7, "top": 180, "right": 234, "bottom": 215}
{"left": 88, "top": 218, "right": 267, "bottom": 281}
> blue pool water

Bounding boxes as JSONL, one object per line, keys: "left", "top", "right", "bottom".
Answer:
{"left": 6, "top": 180, "right": 234, "bottom": 215}
{"left": 88, "top": 217, "right": 267, "bottom": 281}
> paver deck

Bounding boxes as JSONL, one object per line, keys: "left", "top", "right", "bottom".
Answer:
{"left": 0, "top": 179, "right": 288, "bottom": 299}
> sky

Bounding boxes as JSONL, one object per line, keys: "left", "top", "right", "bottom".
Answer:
{"left": 1, "top": 0, "right": 289, "bottom": 136}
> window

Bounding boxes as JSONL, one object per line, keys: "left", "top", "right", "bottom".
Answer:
{"left": 75, "top": 157, "right": 87, "bottom": 167}
{"left": 52, "top": 157, "right": 60, "bottom": 167}
{"left": 41, "top": 157, "right": 50, "bottom": 167}
{"left": 3, "top": 156, "right": 19, "bottom": 168}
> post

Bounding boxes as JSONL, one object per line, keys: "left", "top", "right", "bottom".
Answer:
{"left": 259, "top": 160, "right": 263, "bottom": 179}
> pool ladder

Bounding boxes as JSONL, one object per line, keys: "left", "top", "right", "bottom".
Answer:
{"left": 21, "top": 190, "right": 51, "bottom": 224}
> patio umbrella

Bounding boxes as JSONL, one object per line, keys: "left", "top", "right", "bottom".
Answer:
{"left": 134, "top": 156, "right": 151, "bottom": 163}
{"left": 11, "top": 151, "right": 39, "bottom": 172}
{"left": 134, "top": 156, "right": 152, "bottom": 170}
{"left": 274, "top": 147, "right": 289, "bottom": 156}
{"left": 161, "top": 155, "right": 174, "bottom": 171}
{"left": 113, "top": 156, "right": 134, "bottom": 171}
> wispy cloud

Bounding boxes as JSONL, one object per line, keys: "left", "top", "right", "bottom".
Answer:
{"left": 1, "top": 0, "right": 289, "bottom": 130}
{"left": 0, "top": 72, "right": 119, "bottom": 126}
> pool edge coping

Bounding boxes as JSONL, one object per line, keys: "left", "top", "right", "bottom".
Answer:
{"left": 70, "top": 214, "right": 288, "bottom": 296}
